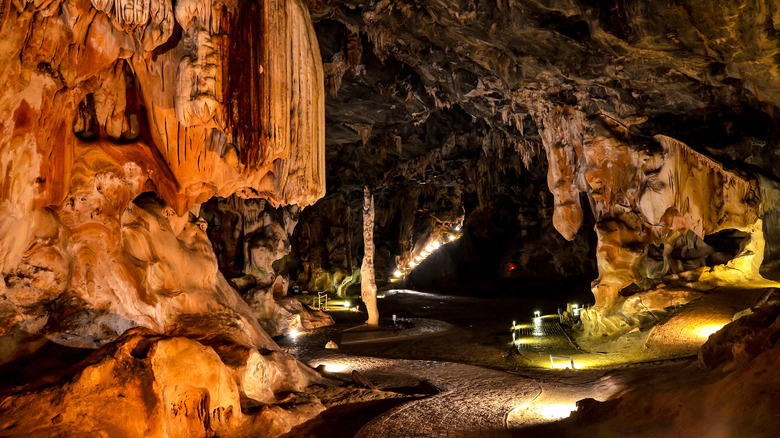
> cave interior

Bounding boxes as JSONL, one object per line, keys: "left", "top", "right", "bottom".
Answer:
{"left": 1, "top": 0, "right": 780, "bottom": 436}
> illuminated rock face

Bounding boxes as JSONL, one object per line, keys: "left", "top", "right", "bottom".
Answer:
{"left": 1, "top": 0, "right": 324, "bottom": 349}
{"left": 0, "top": 328, "right": 323, "bottom": 437}
{"left": 534, "top": 106, "right": 774, "bottom": 332}
{"left": 3, "top": 0, "right": 324, "bottom": 215}
{"left": 0, "top": 0, "right": 326, "bottom": 435}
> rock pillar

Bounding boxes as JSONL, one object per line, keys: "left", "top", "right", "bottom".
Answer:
{"left": 361, "top": 187, "right": 379, "bottom": 326}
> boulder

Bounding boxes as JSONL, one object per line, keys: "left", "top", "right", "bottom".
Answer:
{"left": 0, "top": 328, "right": 325, "bottom": 437}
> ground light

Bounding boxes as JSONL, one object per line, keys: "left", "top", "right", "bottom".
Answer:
{"left": 319, "top": 362, "right": 349, "bottom": 373}
{"left": 290, "top": 329, "right": 300, "bottom": 339}
{"left": 510, "top": 315, "right": 551, "bottom": 351}
{"left": 538, "top": 403, "right": 577, "bottom": 420}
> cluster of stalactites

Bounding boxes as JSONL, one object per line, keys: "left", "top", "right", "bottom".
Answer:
{"left": 2, "top": 0, "right": 325, "bottom": 219}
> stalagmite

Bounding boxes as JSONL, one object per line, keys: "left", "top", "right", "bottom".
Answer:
{"left": 361, "top": 186, "right": 379, "bottom": 326}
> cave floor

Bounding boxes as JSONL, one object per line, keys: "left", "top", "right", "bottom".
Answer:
{"left": 280, "top": 286, "right": 760, "bottom": 437}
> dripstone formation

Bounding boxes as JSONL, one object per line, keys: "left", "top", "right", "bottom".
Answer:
{"left": 0, "top": 0, "right": 330, "bottom": 435}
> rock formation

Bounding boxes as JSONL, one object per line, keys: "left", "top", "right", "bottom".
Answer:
{"left": 200, "top": 196, "right": 333, "bottom": 336}
{"left": 300, "top": 0, "right": 780, "bottom": 332}
{"left": 290, "top": 191, "right": 361, "bottom": 295}
{"left": 533, "top": 107, "right": 775, "bottom": 333}
{"left": 0, "top": 328, "right": 324, "bottom": 437}
{"left": 0, "top": 0, "right": 330, "bottom": 434}
{"left": 361, "top": 186, "right": 379, "bottom": 326}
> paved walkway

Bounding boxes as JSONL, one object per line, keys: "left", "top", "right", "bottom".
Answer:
{"left": 305, "top": 353, "right": 540, "bottom": 438}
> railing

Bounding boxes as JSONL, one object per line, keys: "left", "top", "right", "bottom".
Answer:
{"left": 315, "top": 291, "right": 328, "bottom": 310}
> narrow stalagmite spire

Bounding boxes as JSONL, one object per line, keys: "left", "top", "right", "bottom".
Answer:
{"left": 361, "top": 186, "right": 379, "bottom": 326}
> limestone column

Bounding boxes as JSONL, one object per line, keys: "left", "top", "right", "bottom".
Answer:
{"left": 361, "top": 186, "right": 379, "bottom": 326}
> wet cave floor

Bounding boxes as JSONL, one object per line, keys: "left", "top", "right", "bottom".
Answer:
{"left": 278, "top": 280, "right": 763, "bottom": 437}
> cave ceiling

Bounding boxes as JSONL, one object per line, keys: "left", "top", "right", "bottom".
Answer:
{"left": 307, "top": 0, "right": 780, "bottom": 197}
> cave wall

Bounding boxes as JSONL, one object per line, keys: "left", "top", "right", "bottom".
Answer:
{"left": 200, "top": 196, "right": 333, "bottom": 336}
{"left": 0, "top": 0, "right": 329, "bottom": 435}
{"left": 288, "top": 127, "right": 598, "bottom": 292}
{"left": 1, "top": 0, "right": 324, "bottom": 358}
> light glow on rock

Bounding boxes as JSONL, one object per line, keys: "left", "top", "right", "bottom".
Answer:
{"left": 550, "top": 361, "right": 577, "bottom": 370}
{"left": 694, "top": 322, "right": 727, "bottom": 340}
{"left": 394, "top": 232, "right": 463, "bottom": 278}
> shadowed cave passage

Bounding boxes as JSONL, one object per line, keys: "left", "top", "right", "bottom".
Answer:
{"left": 2, "top": 0, "right": 780, "bottom": 437}
{"left": 637, "top": 229, "right": 751, "bottom": 284}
